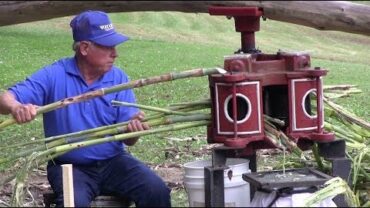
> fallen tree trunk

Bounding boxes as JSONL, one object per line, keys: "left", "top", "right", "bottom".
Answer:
{"left": 1, "top": 1, "right": 370, "bottom": 36}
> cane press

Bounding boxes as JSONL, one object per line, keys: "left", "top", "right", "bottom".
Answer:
{"left": 204, "top": 6, "right": 351, "bottom": 207}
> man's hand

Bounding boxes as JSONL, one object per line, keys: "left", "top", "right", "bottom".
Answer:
{"left": 0, "top": 91, "right": 38, "bottom": 124}
{"left": 10, "top": 104, "right": 38, "bottom": 124}
{"left": 124, "top": 111, "right": 150, "bottom": 146}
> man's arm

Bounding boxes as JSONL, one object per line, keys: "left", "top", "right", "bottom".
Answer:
{"left": 124, "top": 111, "right": 150, "bottom": 146}
{"left": 0, "top": 91, "right": 37, "bottom": 124}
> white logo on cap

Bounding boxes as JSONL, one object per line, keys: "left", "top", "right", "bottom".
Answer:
{"left": 100, "top": 24, "right": 114, "bottom": 31}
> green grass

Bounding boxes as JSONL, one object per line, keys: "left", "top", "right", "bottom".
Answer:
{"left": 0, "top": 10, "right": 369, "bottom": 207}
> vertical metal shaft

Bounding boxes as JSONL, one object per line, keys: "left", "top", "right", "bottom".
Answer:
{"left": 316, "top": 77, "right": 323, "bottom": 133}
{"left": 232, "top": 83, "right": 238, "bottom": 138}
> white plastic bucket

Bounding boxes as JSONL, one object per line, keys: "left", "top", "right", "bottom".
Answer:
{"left": 183, "top": 158, "right": 251, "bottom": 207}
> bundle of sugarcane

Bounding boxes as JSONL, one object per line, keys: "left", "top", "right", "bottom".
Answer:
{"left": 0, "top": 67, "right": 226, "bottom": 130}
{"left": 3, "top": 100, "right": 311, "bottom": 207}
{"left": 310, "top": 86, "right": 369, "bottom": 206}
{"left": 0, "top": 99, "right": 295, "bottom": 180}
{"left": 0, "top": 96, "right": 308, "bottom": 205}
{"left": 0, "top": 78, "right": 368, "bottom": 206}
{"left": 0, "top": 103, "right": 303, "bottom": 181}
{"left": 263, "top": 90, "right": 369, "bottom": 207}
{"left": 3, "top": 97, "right": 368, "bottom": 206}
{"left": 264, "top": 93, "right": 369, "bottom": 207}
{"left": 4, "top": 101, "right": 213, "bottom": 206}
{"left": 323, "top": 84, "right": 363, "bottom": 100}
{"left": 302, "top": 177, "right": 360, "bottom": 207}
{"left": 0, "top": 67, "right": 227, "bottom": 206}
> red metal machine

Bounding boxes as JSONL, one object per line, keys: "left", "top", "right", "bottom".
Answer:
{"left": 207, "top": 6, "right": 334, "bottom": 153}
{"left": 204, "top": 6, "right": 350, "bottom": 207}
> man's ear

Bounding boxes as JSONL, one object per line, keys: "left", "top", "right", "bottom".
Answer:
{"left": 79, "top": 42, "right": 89, "bottom": 56}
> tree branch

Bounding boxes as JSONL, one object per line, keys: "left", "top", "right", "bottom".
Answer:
{"left": 0, "top": 1, "right": 370, "bottom": 36}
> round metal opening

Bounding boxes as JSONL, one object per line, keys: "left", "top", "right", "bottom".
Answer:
{"left": 302, "top": 89, "right": 317, "bottom": 118}
{"left": 224, "top": 94, "right": 251, "bottom": 123}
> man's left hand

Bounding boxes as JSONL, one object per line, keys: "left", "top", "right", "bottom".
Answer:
{"left": 124, "top": 111, "right": 150, "bottom": 146}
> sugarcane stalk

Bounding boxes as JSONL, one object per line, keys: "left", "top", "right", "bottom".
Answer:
{"left": 264, "top": 131, "right": 285, "bottom": 150}
{"left": 45, "top": 102, "right": 208, "bottom": 142}
{"left": 325, "top": 92, "right": 351, "bottom": 99}
{"left": 359, "top": 165, "right": 370, "bottom": 181}
{"left": 323, "top": 105, "right": 336, "bottom": 119}
{"left": 0, "top": 100, "right": 211, "bottom": 150}
{"left": 0, "top": 150, "right": 67, "bottom": 188}
{"left": 0, "top": 119, "right": 136, "bottom": 151}
{"left": 0, "top": 114, "right": 210, "bottom": 165}
{"left": 346, "top": 152, "right": 370, "bottom": 177}
{"left": 324, "top": 89, "right": 362, "bottom": 98}
{"left": 3, "top": 145, "right": 45, "bottom": 163}
{"left": 323, "top": 96, "right": 370, "bottom": 130}
{"left": 303, "top": 177, "right": 359, "bottom": 207}
{"left": 323, "top": 85, "right": 362, "bottom": 100}
{"left": 37, "top": 120, "right": 210, "bottom": 160}
{"left": 331, "top": 115, "right": 370, "bottom": 139}
{"left": 0, "top": 67, "right": 225, "bottom": 130}
{"left": 346, "top": 141, "right": 367, "bottom": 150}
{"left": 0, "top": 106, "right": 208, "bottom": 156}
{"left": 352, "top": 148, "right": 369, "bottom": 189}
{"left": 362, "top": 201, "right": 370, "bottom": 207}
{"left": 264, "top": 120, "right": 307, "bottom": 160}
{"left": 63, "top": 103, "right": 210, "bottom": 144}
{"left": 264, "top": 115, "right": 285, "bottom": 127}
{"left": 312, "top": 143, "right": 325, "bottom": 171}
{"left": 1, "top": 118, "right": 211, "bottom": 204}
{"left": 323, "top": 84, "right": 357, "bottom": 91}
{"left": 48, "top": 114, "right": 210, "bottom": 147}
{"left": 323, "top": 122, "right": 362, "bottom": 146}
{"left": 10, "top": 153, "right": 39, "bottom": 207}
{"left": 324, "top": 121, "right": 365, "bottom": 143}
{"left": 111, "top": 100, "right": 192, "bottom": 116}
{"left": 1, "top": 120, "right": 211, "bottom": 196}
{"left": 333, "top": 113, "right": 370, "bottom": 138}
{"left": 10, "top": 149, "right": 68, "bottom": 207}
{"left": 170, "top": 98, "right": 211, "bottom": 107}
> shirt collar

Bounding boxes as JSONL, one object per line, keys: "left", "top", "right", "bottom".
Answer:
{"left": 65, "top": 56, "right": 81, "bottom": 76}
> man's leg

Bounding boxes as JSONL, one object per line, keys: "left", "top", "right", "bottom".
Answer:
{"left": 101, "top": 153, "right": 171, "bottom": 207}
{"left": 47, "top": 162, "right": 100, "bottom": 207}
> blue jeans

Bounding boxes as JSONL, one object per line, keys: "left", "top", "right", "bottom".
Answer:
{"left": 47, "top": 152, "right": 171, "bottom": 207}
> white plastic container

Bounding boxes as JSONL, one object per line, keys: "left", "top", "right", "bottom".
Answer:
{"left": 183, "top": 158, "right": 251, "bottom": 207}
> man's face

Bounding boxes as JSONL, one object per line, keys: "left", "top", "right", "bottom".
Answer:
{"left": 81, "top": 41, "right": 118, "bottom": 73}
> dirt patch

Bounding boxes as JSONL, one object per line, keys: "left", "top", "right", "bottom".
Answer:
{"left": 0, "top": 168, "right": 50, "bottom": 207}
{"left": 0, "top": 143, "right": 222, "bottom": 206}
{"left": 0, "top": 163, "right": 186, "bottom": 207}
{"left": 151, "top": 163, "right": 185, "bottom": 190}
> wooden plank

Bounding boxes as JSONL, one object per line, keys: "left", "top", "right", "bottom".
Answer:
{"left": 62, "top": 164, "right": 75, "bottom": 207}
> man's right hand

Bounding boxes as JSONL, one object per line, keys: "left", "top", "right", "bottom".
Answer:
{"left": 10, "top": 104, "right": 38, "bottom": 124}
{"left": 0, "top": 91, "right": 38, "bottom": 124}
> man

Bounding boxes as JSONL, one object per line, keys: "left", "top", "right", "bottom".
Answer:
{"left": 0, "top": 10, "right": 171, "bottom": 207}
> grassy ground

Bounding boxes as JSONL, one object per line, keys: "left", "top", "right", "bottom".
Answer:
{"left": 0, "top": 11, "right": 369, "bottom": 207}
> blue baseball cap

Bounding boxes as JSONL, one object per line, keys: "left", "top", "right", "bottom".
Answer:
{"left": 70, "top": 10, "right": 129, "bottom": 47}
